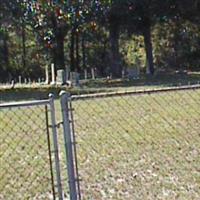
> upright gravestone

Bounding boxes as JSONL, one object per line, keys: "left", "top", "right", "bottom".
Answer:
{"left": 91, "top": 68, "right": 95, "bottom": 80}
{"left": 70, "top": 72, "right": 80, "bottom": 87}
{"left": 24, "top": 78, "right": 27, "bottom": 84}
{"left": 65, "top": 66, "right": 69, "bottom": 81}
{"left": 122, "top": 69, "right": 125, "bottom": 79}
{"left": 57, "top": 70, "right": 66, "bottom": 85}
{"left": 18, "top": 76, "right": 22, "bottom": 84}
{"left": 51, "top": 63, "right": 56, "bottom": 85}
{"left": 45, "top": 65, "right": 49, "bottom": 84}
{"left": 127, "top": 66, "right": 140, "bottom": 80}
{"left": 84, "top": 68, "right": 88, "bottom": 80}
{"left": 28, "top": 78, "right": 31, "bottom": 84}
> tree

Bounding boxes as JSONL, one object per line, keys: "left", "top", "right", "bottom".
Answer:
{"left": 26, "top": 1, "right": 70, "bottom": 71}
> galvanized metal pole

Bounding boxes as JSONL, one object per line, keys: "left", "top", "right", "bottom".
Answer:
{"left": 60, "top": 91, "right": 78, "bottom": 200}
{"left": 49, "top": 93, "right": 63, "bottom": 200}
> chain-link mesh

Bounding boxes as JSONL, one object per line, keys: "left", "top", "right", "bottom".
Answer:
{"left": 70, "top": 87, "right": 200, "bottom": 200}
{"left": 0, "top": 103, "right": 56, "bottom": 200}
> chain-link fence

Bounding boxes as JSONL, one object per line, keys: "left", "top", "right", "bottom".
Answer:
{"left": 0, "top": 97, "right": 68, "bottom": 200}
{"left": 1, "top": 86, "right": 200, "bottom": 200}
{"left": 67, "top": 85, "right": 200, "bottom": 200}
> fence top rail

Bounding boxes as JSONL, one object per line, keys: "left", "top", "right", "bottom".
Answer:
{"left": 0, "top": 99, "right": 50, "bottom": 109}
{"left": 71, "top": 84, "right": 200, "bottom": 101}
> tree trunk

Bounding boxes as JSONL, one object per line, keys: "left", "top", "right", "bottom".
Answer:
{"left": 109, "top": 24, "right": 121, "bottom": 78}
{"left": 50, "top": 12, "right": 65, "bottom": 71}
{"left": 1, "top": 33, "right": 9, "bottom": 80}
{"left": 81, "top": 33, "right": 86, "bottom": 70}
{"left": 55, "top": 31, "right": 65, "bottom": 70}
{"left": 22, "top": 21, "right": 26, "bottom": 70}
{"left": 143, "top": 21, "right": 154, "bottom": 75}
{"left": 3, "top": 34, "right": 9, "bottom": 68}
{"left": 70, "top": 29, "right": 75, "bottom": 72}
{"left": 75, "top": 31, "right": 80, "bottom": 73}
{"left": 173, "top": 20, "right": 181, "bottom": 69}
{"left": 99, "top": 39, "right": 107, "bottom": 77}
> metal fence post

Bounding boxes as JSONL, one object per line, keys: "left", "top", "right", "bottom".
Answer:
{"left": 49, "top": 93, "right": 63, "bottom": 200}
{"left": 60, "top": 91, "right": 78, "bottom": 200}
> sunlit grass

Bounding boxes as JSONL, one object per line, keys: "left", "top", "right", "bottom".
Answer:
{"left": 0, "top": 88, "right": 200, "bottom": 199}
{"left": 72, "top": 89, "right": 200, "bottom": 200}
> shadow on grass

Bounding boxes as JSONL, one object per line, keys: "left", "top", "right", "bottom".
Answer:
{"left": 82, "top": 72, "right": 200, "bottom": 88}
{"left": 1, "top": 72, "right": 200, "bottom": 102}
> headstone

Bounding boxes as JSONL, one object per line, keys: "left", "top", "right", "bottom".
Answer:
{"left": 122, "top": 69, "right": 125, "bottom": 79}
{"left": 24, "top": 78, "right": 27, "bottom": 84}
{"left": 57, "top": 69, "right": 66, "bottom": 85}
{"left": 18, "top": 76, "right": 22, "bottom": 84}
{"left": 65, "top": 66, "right": 69, "bottom": 81}
{"left": 28, "top": 78, "right": 31, "bottom": 84}
{"left": 91, "top": 68, "right": 95, "bottom": 80}
{"left": 70, "top": 72, "right": 80, "bottom": 87}
{"left": 45, "top": 65, "right": 49, "bottom": 84}
{"left": 84, "top": 68, "right": 87, "bottom": 80}
{"left": 127, "top": 66, "right": 140, "bottom": 80}
{"left": 51, "top": 63, "right": 56, "bottom": 85}
{"left": 146, "top": 58, "right": 150, "bottom": 75}
{"left": 11, "top": 80, "right": 15, "bottom": 88}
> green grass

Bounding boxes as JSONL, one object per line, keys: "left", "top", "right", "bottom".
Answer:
{"left": 0, "top": 85, "right": 114, "bottom": 103}
{"left": 71, "top": 89, "right": 200, "bottom": 200}
{"left": 0, "top": 105, "right": 56, "bottom": 199}
{"left": 0, "top": 88, "right": 200, "bottom": 199}
{"left": 1, "top": 71, "right": 200, "bottom": 103}
{"left": 81, "top": 71, "right": 200, "bottom": 90}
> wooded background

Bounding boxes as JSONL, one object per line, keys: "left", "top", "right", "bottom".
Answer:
{"left": 0, "top": 0, "right": 200, "bottom": 82}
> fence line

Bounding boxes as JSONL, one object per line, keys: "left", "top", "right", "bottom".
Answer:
{"left": 1, "top": 85, "right": 200, "bottom": 199}
{"left": 0, "top": 96, "right": 64, "bottom": 200}
{"left": 71, "top": 84, "right": 200, "bottom": 100}
{"left": 68, "top": 86, "right": 200, "bottom": 199}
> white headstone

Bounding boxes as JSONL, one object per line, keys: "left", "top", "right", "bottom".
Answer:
{"left": 45, "top": 65, "right": 49, "bottom": 84}
{"left": 51, "top": 63, "right": 56, "bottom": 85}
{"left": 84, "top": 69, "right": 87, "bottom": 80}
{"left": 70, "top": 72, "right": 80, "bottom": 87}
{"left": 18, "top": 76, "right": 22, "bottom": 84}
{"left": 91, "top": 68, "right": 95, "bottom": 80}
{"left": 57, "top": 70, "right": 66, "bottom": 85}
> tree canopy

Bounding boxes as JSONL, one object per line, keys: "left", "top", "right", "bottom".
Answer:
{"left": 0, "top": 0, "right": 200, "bottom": 81}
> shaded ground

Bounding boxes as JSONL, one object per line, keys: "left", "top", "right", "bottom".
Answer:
{"left": 82, "top": 72, "right": 200, "bottom": 89}
{"left": 1, "top": 71, "right": 200, "bottom": 102}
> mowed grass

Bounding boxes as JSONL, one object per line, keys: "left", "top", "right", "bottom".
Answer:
{"left": 0, "top": 105, "right": 56, "bottom": 200}
{"left": 0, "top": 88, "right": 200, "bottom": 200}
{"left": 71, "top": 89, "right": 200, "bottom": 200}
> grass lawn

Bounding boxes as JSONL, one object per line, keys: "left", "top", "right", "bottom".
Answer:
{"left": 0, "top": 85, "right": 200, "bottom": 199}
{"left": 71, "top": 88, "right": 200, "bottom": 199}
{"left": 0, "top": 105, "right": 56, "bottom": 199}
{"left": 1, "top": 71, "right": 200, "bottom": 103}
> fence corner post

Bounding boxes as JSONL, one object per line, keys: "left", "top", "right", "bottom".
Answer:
{"left": 59, "top": 90, "right": 78, "bottom": 200}
{"left": 48, "top": 93, "right": 63, "bottom": 200}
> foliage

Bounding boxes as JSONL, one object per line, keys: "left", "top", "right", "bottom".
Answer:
{"left": 1, "top": 0, "right": 200, "bottom": 82}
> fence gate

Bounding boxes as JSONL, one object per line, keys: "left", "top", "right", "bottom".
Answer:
{"left": 64, "top": 86, "right": 200, "bottom": 200}
{"left": 0, "top": 95, "right": 65, "bottom": 200}
{"left": 1, "top": 86, "right": 200, "bottom": 200}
